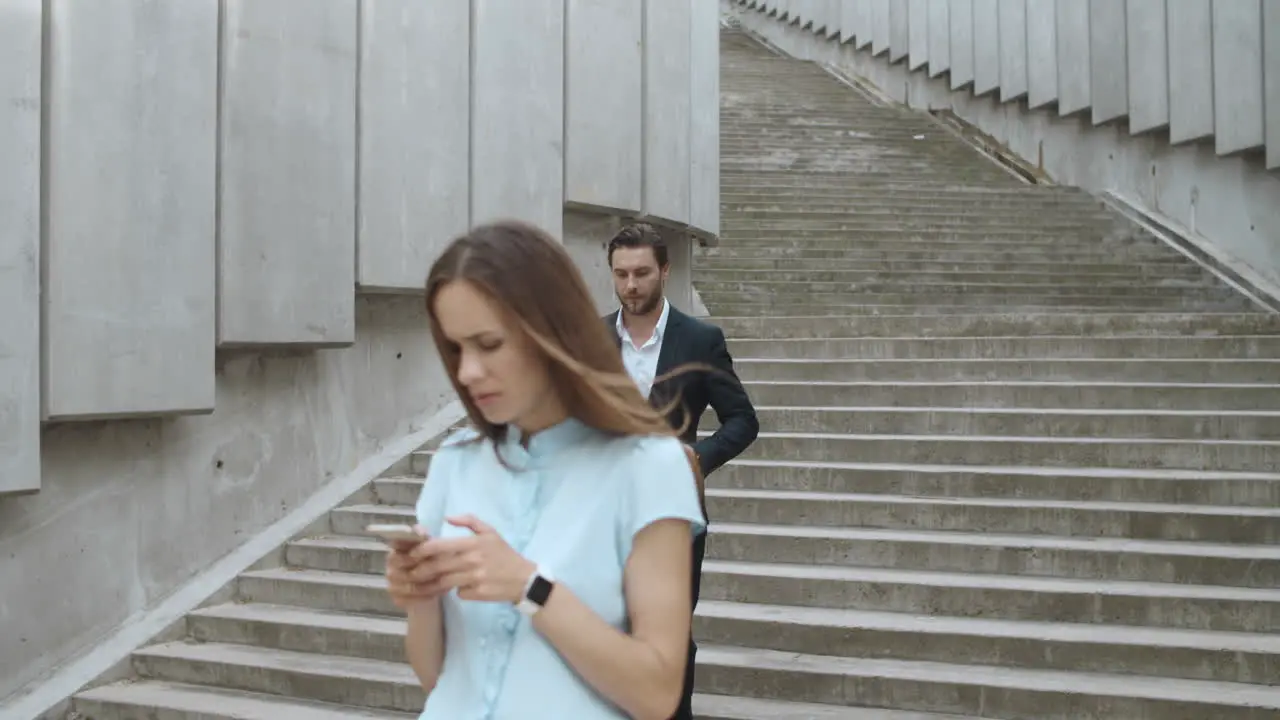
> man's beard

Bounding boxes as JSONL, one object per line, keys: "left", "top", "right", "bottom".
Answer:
{"left": 620, "top": 288, "right": 663, "bottom": 316}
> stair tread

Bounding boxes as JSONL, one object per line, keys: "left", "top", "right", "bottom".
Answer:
{"left": 723, "top": 404, "right": 1280, "bottom": 418}
{"left": 247, "top": 561, "right": 1280, "bottom": 603}
{"left": 701, "top": 488, "right": 1280, "bottom": 516}
{"left": 75, "top": 679, "right": 414, "bottom": 719}
{"left": 134, "top": 640, "right": 414, "bottom": 680}
{"left": 709, "top": 522, "right": 1280, "bottom": 559}
{"left": 190, "top": 602, "right": 404, "bottom": 634}
{"left": 702, "top": 429, "right": 1280, "bottom": 447}
{"left": 693, "top": 693, "right": 976, "bottom": 719}
{"left": 696, "top": 600, "right": 1280, "bottom": 653}
{"left": 695, "top": 645, "right": 1280, "bottom": 707}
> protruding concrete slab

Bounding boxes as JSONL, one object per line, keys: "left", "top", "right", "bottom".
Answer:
{"left": 1124, "top": 0, "right": 1169, "bottom": 134}
{"left": 1166, "top": 0, "right": 1215, "bottom": 144}
{"left": 888, "top": 0, "right": 908, "bottom": 63}
{"left": 996, "top": 0, "right": 1027, "bottom": 102}
{"left": 971, "top": 0, "right": 999, "bottom": 96}
{"left": 472, "top": 0, "right": 565, "bottom": 238}
{"left": 0, "top": 0, "right": 41, "bottom": 493}
{"left": 357, "top": 0, "right": 470, "bottom": 293}
{"left": 926, "top": 0, "right": 950, "bottom": 77}
{"left": 1054, "top": 0, "right": 1090, "bottom": 115}
{"left": 45, "top": 0, "right": 217, "bottom": 417}
{"left": 1211, "top": 0, "right": 1265, "bottom": 155}
{"left": 565, "top": 0, "right": 642, "bottom": 215}
{"left": 219, "top": 0, "right": 357, "bottom": 346}
{"left": 1263, "top": 0, "right": 1280, "bottom": 169}
{"left": 1088, "top": 0, "right": 1127, "bottom": 125}
{"left": 690, "top": 0, "right": 722, "bottom": 240}
{"left": 1025, "top": 0, "right": 1057, "bottom": 108}
{"left": 947, "top": 0, "right": 974, "bottom": 88}
{"left": 642, "top": 0, "right": 692, "bottom": 228}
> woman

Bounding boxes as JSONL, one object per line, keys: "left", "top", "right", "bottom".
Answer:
{"left": 384, "top": 220, "right": 707, "bottom": 720}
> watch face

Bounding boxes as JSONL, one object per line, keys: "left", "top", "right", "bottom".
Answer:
{"left": 527, "top": 574, "right": 554, "bottom": 606}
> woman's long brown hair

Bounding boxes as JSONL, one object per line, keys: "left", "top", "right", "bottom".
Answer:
{"left": 425, "top": 220, "right": 701, "bottom": 456}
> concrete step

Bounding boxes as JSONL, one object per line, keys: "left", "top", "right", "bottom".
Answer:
{"left": 695, "top": 270, "right": 1216, "bottom": 286}
{"left": 719, "top": 208, "right": 1119, "bottom": 223}
{"left": 713, "top": 313, "right": 1280, "bottom": 340}
{"left": 706, "top": 522, "right": 1280, "bottom": 588}
{"left": 73, "top": 680, "right": 414, "bottom": 720}
{"left": 240, "top": 560, "right": 1280, "bottom": 636}
{"left": 694, "top": 600, "right": 1280, "bottom": 684}
{"left": 695, "top": 693, "right": 978, "bottom": 720}
{"left": 724, "top": 335, "right": 1280, "bottom": 360}
{"left": 715, "top": 379, "right": 1280, "bottom": 411}
{"left": 729, "top": 357, "right": 1280, "bottom": 383}
{"left": 702, "top": 405, "right": 1280, "bottom": 440}
{"left": 709, "top": 460, "right": 1280, "bottom": 507}
{"left": 726, "top": 430, "right": 1280, "bottom": 472}
{"left": 187, "top": 603, "right": 404, "bottom": 663}
{"left": 717, "top": 192, "right": 1100, "bottom": 208}
{"left": 701, "top": 488, "right": 1280, "bottom": 543}
{"left": 693, "top": 644, "right": 1280, "bottom": 719}
{"left": 700, "top": 558, "right": 1280, "bottom": 633}
{"left": 697, "top": 258, "right": 1206, "bottom": 277}
{"left": 128, "top": 641, "right": 423, "bottom": 713}
{"left": 700, "top": 281, "right": 1231, "bottom": 300}
{"left": 716, "top": 231, "right": 1147, "bottom": 244}
{"left": 718, "top": 218, "right": 1125, "bottom": 232}
{"left": 702, "top": 302, "right": 1257, "bottom": 316}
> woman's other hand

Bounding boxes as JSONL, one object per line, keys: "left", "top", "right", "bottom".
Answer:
{"left": 409, "top": 514, "right": 536, "bottom": 604}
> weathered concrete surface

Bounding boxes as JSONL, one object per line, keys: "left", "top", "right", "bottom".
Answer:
{"left": 0, "top": 296, "right": 452, "bottom": 704}
{"left": 42, "top": 25, "right": 1280, "bottom": 720}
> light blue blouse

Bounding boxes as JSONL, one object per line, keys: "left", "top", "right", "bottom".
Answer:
{"left": 413, "top": 417, "right": 707, "bottom": 720}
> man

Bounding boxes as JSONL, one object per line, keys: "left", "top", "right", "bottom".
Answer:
{"left": 604, "top": 223, "right": 759, "bottom": 720}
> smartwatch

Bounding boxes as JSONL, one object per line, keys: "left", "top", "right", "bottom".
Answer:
{"left": 516, "top": 567, "right": 556, "bottom": 617}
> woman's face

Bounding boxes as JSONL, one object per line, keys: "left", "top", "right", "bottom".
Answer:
{"left": 433, "top": 279, "right": 564, "bottom": 432}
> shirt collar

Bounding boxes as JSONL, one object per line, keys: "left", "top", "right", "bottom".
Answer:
{"left": 615, "top": 298, "right": 670, "bottom": 344}
{"left": 501, "top": 416, "right": 595, "bottom": 464}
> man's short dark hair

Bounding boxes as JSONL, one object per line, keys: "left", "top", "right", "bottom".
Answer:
{"left": 607, "top": 223, "right": 668, "bottom": 268}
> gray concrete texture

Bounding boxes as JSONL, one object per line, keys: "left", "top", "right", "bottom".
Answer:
{"left": 734, "top": 0, "right": 1280, "bottom": 310}
{"left": 0, "top": 0, "right": 718, "bottom": 706}
{"left": 52, "top": 25, "right": 1280, "bottom": 720}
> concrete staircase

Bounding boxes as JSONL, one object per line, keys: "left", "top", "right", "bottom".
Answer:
{"left": 65, "top": 28, "right": 1280, "bottom": 720}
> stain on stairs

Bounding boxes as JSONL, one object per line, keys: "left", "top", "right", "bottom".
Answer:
{"left": 69, "top": 28, "right": 1280, "bottom": 720}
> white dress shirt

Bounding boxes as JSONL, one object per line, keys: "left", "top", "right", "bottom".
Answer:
{"left": 615, "top": 298, "right": 670, "bottom": 398}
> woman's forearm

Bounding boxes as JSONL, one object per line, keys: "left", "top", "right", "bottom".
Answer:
{"left": 405, "top": 599, "right": 446, "bottom": 691}
{"left": 532, "top": 586, "right": 686, "bottom": 720}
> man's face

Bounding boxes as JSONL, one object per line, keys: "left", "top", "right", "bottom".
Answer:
{"left": 611, "top": 246, "right": 668, "bottom": 316}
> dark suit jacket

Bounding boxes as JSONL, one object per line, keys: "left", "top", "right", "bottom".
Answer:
{"left": 605, "top": 305, "right": 759, "bottom": 478}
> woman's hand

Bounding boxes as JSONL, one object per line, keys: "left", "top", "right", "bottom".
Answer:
{"left": 408, "top": 514, "right": 535, "bottom": 604}
{"left": 384, "top": 527, "right": 444, "bottom": 609}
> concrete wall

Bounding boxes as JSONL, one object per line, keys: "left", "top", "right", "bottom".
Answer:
{"left": 729, "top": 0, "right": 1280, "bottom": 294}
{"left": 0, "top": 0, "right": 718, "bottom": 702}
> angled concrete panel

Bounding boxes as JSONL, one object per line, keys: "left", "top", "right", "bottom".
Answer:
{"left": 857, "top": 0, "right": 875, "bottom": 48}
{"left": 826, "top": 0, "right": 843, "bottom": 39}
{"left": 949, "top": 0, "right": 975, "bottom": 88}
{"left": 1026, "top": 0, "right": 1057, "bottom": 108}
{"left": 46, "top": 0, "right": 217, "bottom": 418}
{"left": 908, "top": 0, "right": 929, "bottom": 71}
{"left": 872, "top": 0, "right": 891, "bottom": 56}
{"left": 840, "top": 0, "right": 862, "bottom": 45}
{"left": 1211, "top": 0, "right": 1265, "bottom": 155}
{"left": 219, "top": 0, "right": 357, "bottom": 347}
{"left": 889, "top": 0, "right": 909, "bottom": 62}
{"left": 566, "top": 0, "right": 642, "bottom": 216}
{"left": 1088, "top": 0, "right": 1127, "bottom": 124}
{"left": 1055, "top": 0, "right": 1090, "bottom": 115}
{"left": 855, "top": 0, "right": 875, "bottom": 48}
{"left": 972, "top": 0, "right": 1000, "bottom": 96}
{"left": 997, "top": 0, "right": 1028, "bottom": 101}
{"left": 927, "top": 0, "right": 951, "bottom": 76}
{"left": 1124, "top": 0, "right": 1168, "bottom": 134}
{"left": 642, "top": 0, "right": 691, "bottom": 227}
{"left": 357, "top": 0, "right": 470, "bottom": 293}
{"left": 0, "top": 0, "right": 40, "bottom": 492}
{"left": 473, "top": 1, "right": 565, "bottom": 237}
{"left": 1266, "top": 0, "right": 1280, "bottom": 169}
{"left": 690, "top": 0, "right": 720, "bottom": 239}
{"left": 1166, "top": 0, "right": 1214, "bottom": 144}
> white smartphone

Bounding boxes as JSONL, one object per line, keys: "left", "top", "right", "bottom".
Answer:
{"left": 365, "top": 523, "right": 424, "bottom": 545}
